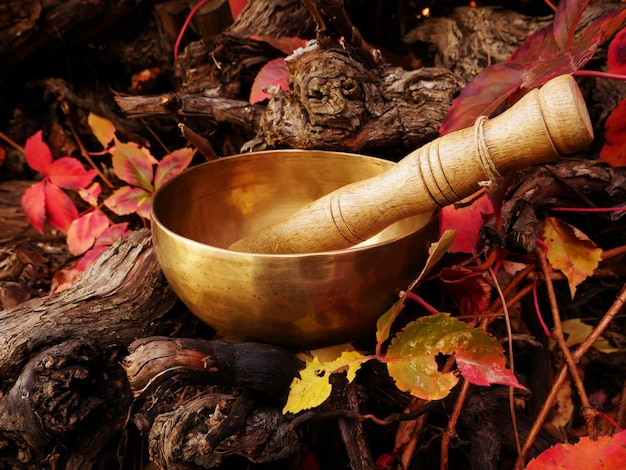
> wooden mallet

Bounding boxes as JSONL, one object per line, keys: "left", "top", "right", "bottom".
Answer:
{"left": 230, "top": 74, "right": 593, "bottom": 254}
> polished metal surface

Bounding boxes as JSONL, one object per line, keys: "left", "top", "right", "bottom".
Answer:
{"left": 151, "top": 150, "right": 437, "bottom": 348}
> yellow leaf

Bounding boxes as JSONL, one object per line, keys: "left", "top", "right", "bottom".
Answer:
{"left": 87, "top": 112, "right": 116, "bottom": 149}
{"left": 283, "top": 350, "right": 368, "bottom": 414}
{"left": 551, "top": 318, "right": 618, "bottom": 354}
{"left": 543, "top": 216, "right": 603, "bottom": 298}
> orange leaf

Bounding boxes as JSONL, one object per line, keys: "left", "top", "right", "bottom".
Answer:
{"left": 542, "top": 216, "right": 603, "bottom": 298}
{"left": 526, "top": 429, "right": 626, "bottom": 469}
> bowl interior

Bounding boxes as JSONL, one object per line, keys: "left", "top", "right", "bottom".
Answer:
{"left": 153, "top": 150, "right": 430, "bottom": 250}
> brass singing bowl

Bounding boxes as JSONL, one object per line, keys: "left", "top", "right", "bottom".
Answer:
{"left": 151, "top": 150, "right": 438, "bottom": 349}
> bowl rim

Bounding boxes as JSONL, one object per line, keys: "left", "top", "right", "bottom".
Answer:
{"left": 151, "top": 149, "right": 435, "bottom": 258}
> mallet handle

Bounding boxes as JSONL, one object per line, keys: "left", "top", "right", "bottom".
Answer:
{"left": 230, "top": 74, "right": 593, "bottom": 254}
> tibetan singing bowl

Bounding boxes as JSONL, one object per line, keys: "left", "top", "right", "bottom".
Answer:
{"left": 151, "top": 150, "right": 437, "bottom": 349}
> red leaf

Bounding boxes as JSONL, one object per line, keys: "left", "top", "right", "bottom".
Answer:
{"left": 600, "top": 98, "right": 626, "bottom": 166}
{"left": 94, "top": 223, "right": 129, "bottom": 247}
{"left": 78, "top": 182, "right": 101, "bottom": 206}
{"left": 608, "top": 26, "right": 626, "bottom": 74}
{"left": 553, "top": 0, "right": 590, "bottom": 53}
{"left": 250, "top": 58, "right": 290, "bottom": 104}
{"left": 250, "top": 35, "right": 308, "bottom": 55}
{"left": 24, "top": 131, "right": 52, "bottom": 175}
{"left": 508, "top": 24, "right": 559, "bottom": 63}
{"left": 154, "top": 147, "right": 195, "bottom": 189}
{"left": 439, "top": 62, "right": 527, "bottom": 134}
{"left": 456, "top": 351, "right": 522, "bottom": 389}
{"left": 228, "top": 0, "right": 247, "bottom": 20}
{"left": 523, "top": 8, "right": 626, "bottom": 89}
{"left": 104, "top": 186, "right": 152, "bottom": 219}
{"left": 526, "top": 429, "right": 626, "bottom": 470}
{"left": 21, "top": 180, "right": 47, "bottom": 234}
{"left": 440, "top": 267, "right": 492, "bottom": 318}
{"left": 66, "top": 210, "right": 111, "bottom": 255}
{"left": 47, "top": 157, "right": 97, "bottom": 190}
{"left": 439, "top": 194, "right": 494, "bottom": 253}
{"left": 111, "top": 142, "right": 156, "bottom": 190}
{"left": 44, "top": 183, "right": 79, "bottom": 233}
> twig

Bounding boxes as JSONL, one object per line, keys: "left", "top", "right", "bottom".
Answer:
{"left": 66, "top": 119, "right": 114, "bottom": 189}
{"left": 536, "top": 246, "right": 597, "bottom": 438}
{"left": 440, "top": 379, "right": 470, "bottom": 470}
{"left": 515, "top": 282, "right": 626, "bottom": 468}
{"left": 0, "top": 131, "right": 25, "bottom": 153}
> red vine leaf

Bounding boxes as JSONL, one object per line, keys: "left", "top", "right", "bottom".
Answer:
{"left": 43, "top": 182, "right": 79, "bottom": 233}
{"left": 21, "top": 180, "right": 46, "bottom": 234}
{"left": 439, "top": 267, "right": 492, "bottom": 318}
{"left": 439, "top": 194, "right": 494, "bottom": 253}
{"left": 228, "top": 0, "right": 247, "bottom": 20}
{"left": 24, "top": 131, "right": 52, "bottom": 174}
{"left": 154, "top": 147, "right": 195, "bottom": 189}
{"left": 608, "top": 26, "right": 626, "bottom": 74}
{"left": 526, "top": 429, "right": 626, "bottom": 469}
{"left": 553, "top": 0, "right": 590, "bottom": 53}
{"left": 509, "top": 24, "right": 559, "bottom": 64}
{"left": 111, "top": 142, "right": 156, "bottom": 191}
{"left": 599, "top": 98, "right": 626, "bottom": 167}
{"left": 78, "top": 182, "right": 101, "bottom": 206}
{"left": 66, "top": 210, "right": 111, "bottom": 255}
{"left": 104, "top": 186, "right": 152, "bottom": 219}
{"left": 439, "top": 63, "right": 527, "bottom": 134}
{"left": 250, "top": 58, "right": 290, "bottom": 104}
{"left": 47, "top": 157, "right": 97, "bottom": 190}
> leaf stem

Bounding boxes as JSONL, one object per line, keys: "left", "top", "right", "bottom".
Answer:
{"left": 174, "top": 0, "right": 211, "bottom": 60}
{"left": 550, "top": 206, "right": 626, "bottom": 212}
{"left": 573, "top": 70, "right": 626, "bottom": 81}
{"left": 0, "top": 131, "right": 25, "bottom": 153}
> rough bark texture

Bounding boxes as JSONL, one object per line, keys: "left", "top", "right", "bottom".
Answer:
{"left": 0, "top": 230, "right": 181, "bottom": 468}
{"left": 123, "top": 337, "right": 304, "bottom": 468}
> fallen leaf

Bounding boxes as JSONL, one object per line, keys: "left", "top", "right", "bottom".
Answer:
{"left": 250, "top": 58, "right": 290, "bottom": 103}
{"left": 283, "top": 350, "right": 368, "bottom": 414}
{"left": 526, "top": 429, "right": 626, "bottom": 469}
{"left": 386, "top": 314, "right": 523, "bottom": 401}
{"left": 439, "top": 194, "right": 494, "bottom": 253}
{"left": 439, "top": 267, "right": 492, "bottom": 318}
{"left": 543, "top": 216, "right": 603, "bottom": 298}
{"left": 607, "top": 26, "right": 626, "bottom": 74}
{"left": 599, "top": 98, "right": 626, "bottom": 167}
{"left": 87, "top": 113, "right": 116, "bottom": 148}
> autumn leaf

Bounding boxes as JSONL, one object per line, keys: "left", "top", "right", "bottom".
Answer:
{"left": 66, "top": 210, "right": 111, "bottom": 255}
{"left": 283, "top": 350, "right": 368, "bottom": 414}
{"left": 526, "top": 429, "right": 626, "bottom": 469}
{"left": 104, "top": 186, "right": 152, "bottom": 219}
{"left": 439, "top": 267, "right": 492, "bottom": 318}
{"left": 228, "top": 0, "right": 247, "bottom": 20}
{"left": 87, "top": 112, "right": 116, "bottom": 149}
{"left": 542, "top": 216, "right": 603, "bottom": 298}
{"left": 78, "top": 182, "right": 102, "bottom": 206}
{"left": 599, "top": 98, "right": 626, "bottom": 167}
{"left": 553, "top": 0, "right": 590, "bottom": 53}
{"left": 607, "top": 26, "right": 626, "bottom": 74}
{"left": 386, "top": 314, "right": 522, "bottom": 401}
{"left": 47, "top": 156, "right": 98, "bottom": 190}
{"left": 24, "top": 131, "right": 53, "bottom": 174}
{"left": 111, "top": 142, "right": 156, "bottom": 191}
{"left": 250, "top": 57, "right": 290, "bottom": 103}
{"left": 439, "top": 194, "right": 494, "bottom": 253}
{"left": 153, "top": 147, "right": 195, "bottom": 189}
{"left": 22, "top": 180, "right": 46, "bottom": 234}
{"left": 439, "top": 63, "right": 526, "bottom": 134}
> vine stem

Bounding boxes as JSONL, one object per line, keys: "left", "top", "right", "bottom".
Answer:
{"left": 67, "top": 119, "right": 114, "bottom": 189}
{"left": 536, "top": 246, "right": 597, "bottom": 436}
{"left": 515, "top": 280, "right": 626, "bottom": 468}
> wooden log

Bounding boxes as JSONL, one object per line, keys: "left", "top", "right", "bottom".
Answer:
{"left": 0, "top": 229, "right": 181, "bottom": 467}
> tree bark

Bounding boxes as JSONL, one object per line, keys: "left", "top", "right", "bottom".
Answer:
{"left": 0, "top": 229, "right": 182, "bottom": 468}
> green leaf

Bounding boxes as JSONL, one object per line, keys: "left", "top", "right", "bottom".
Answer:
{"left": 283, "top": 351, "right": 369, "bottom": 414}
{"left": 386, "top": 314, "right": 523, "bottom": 401}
